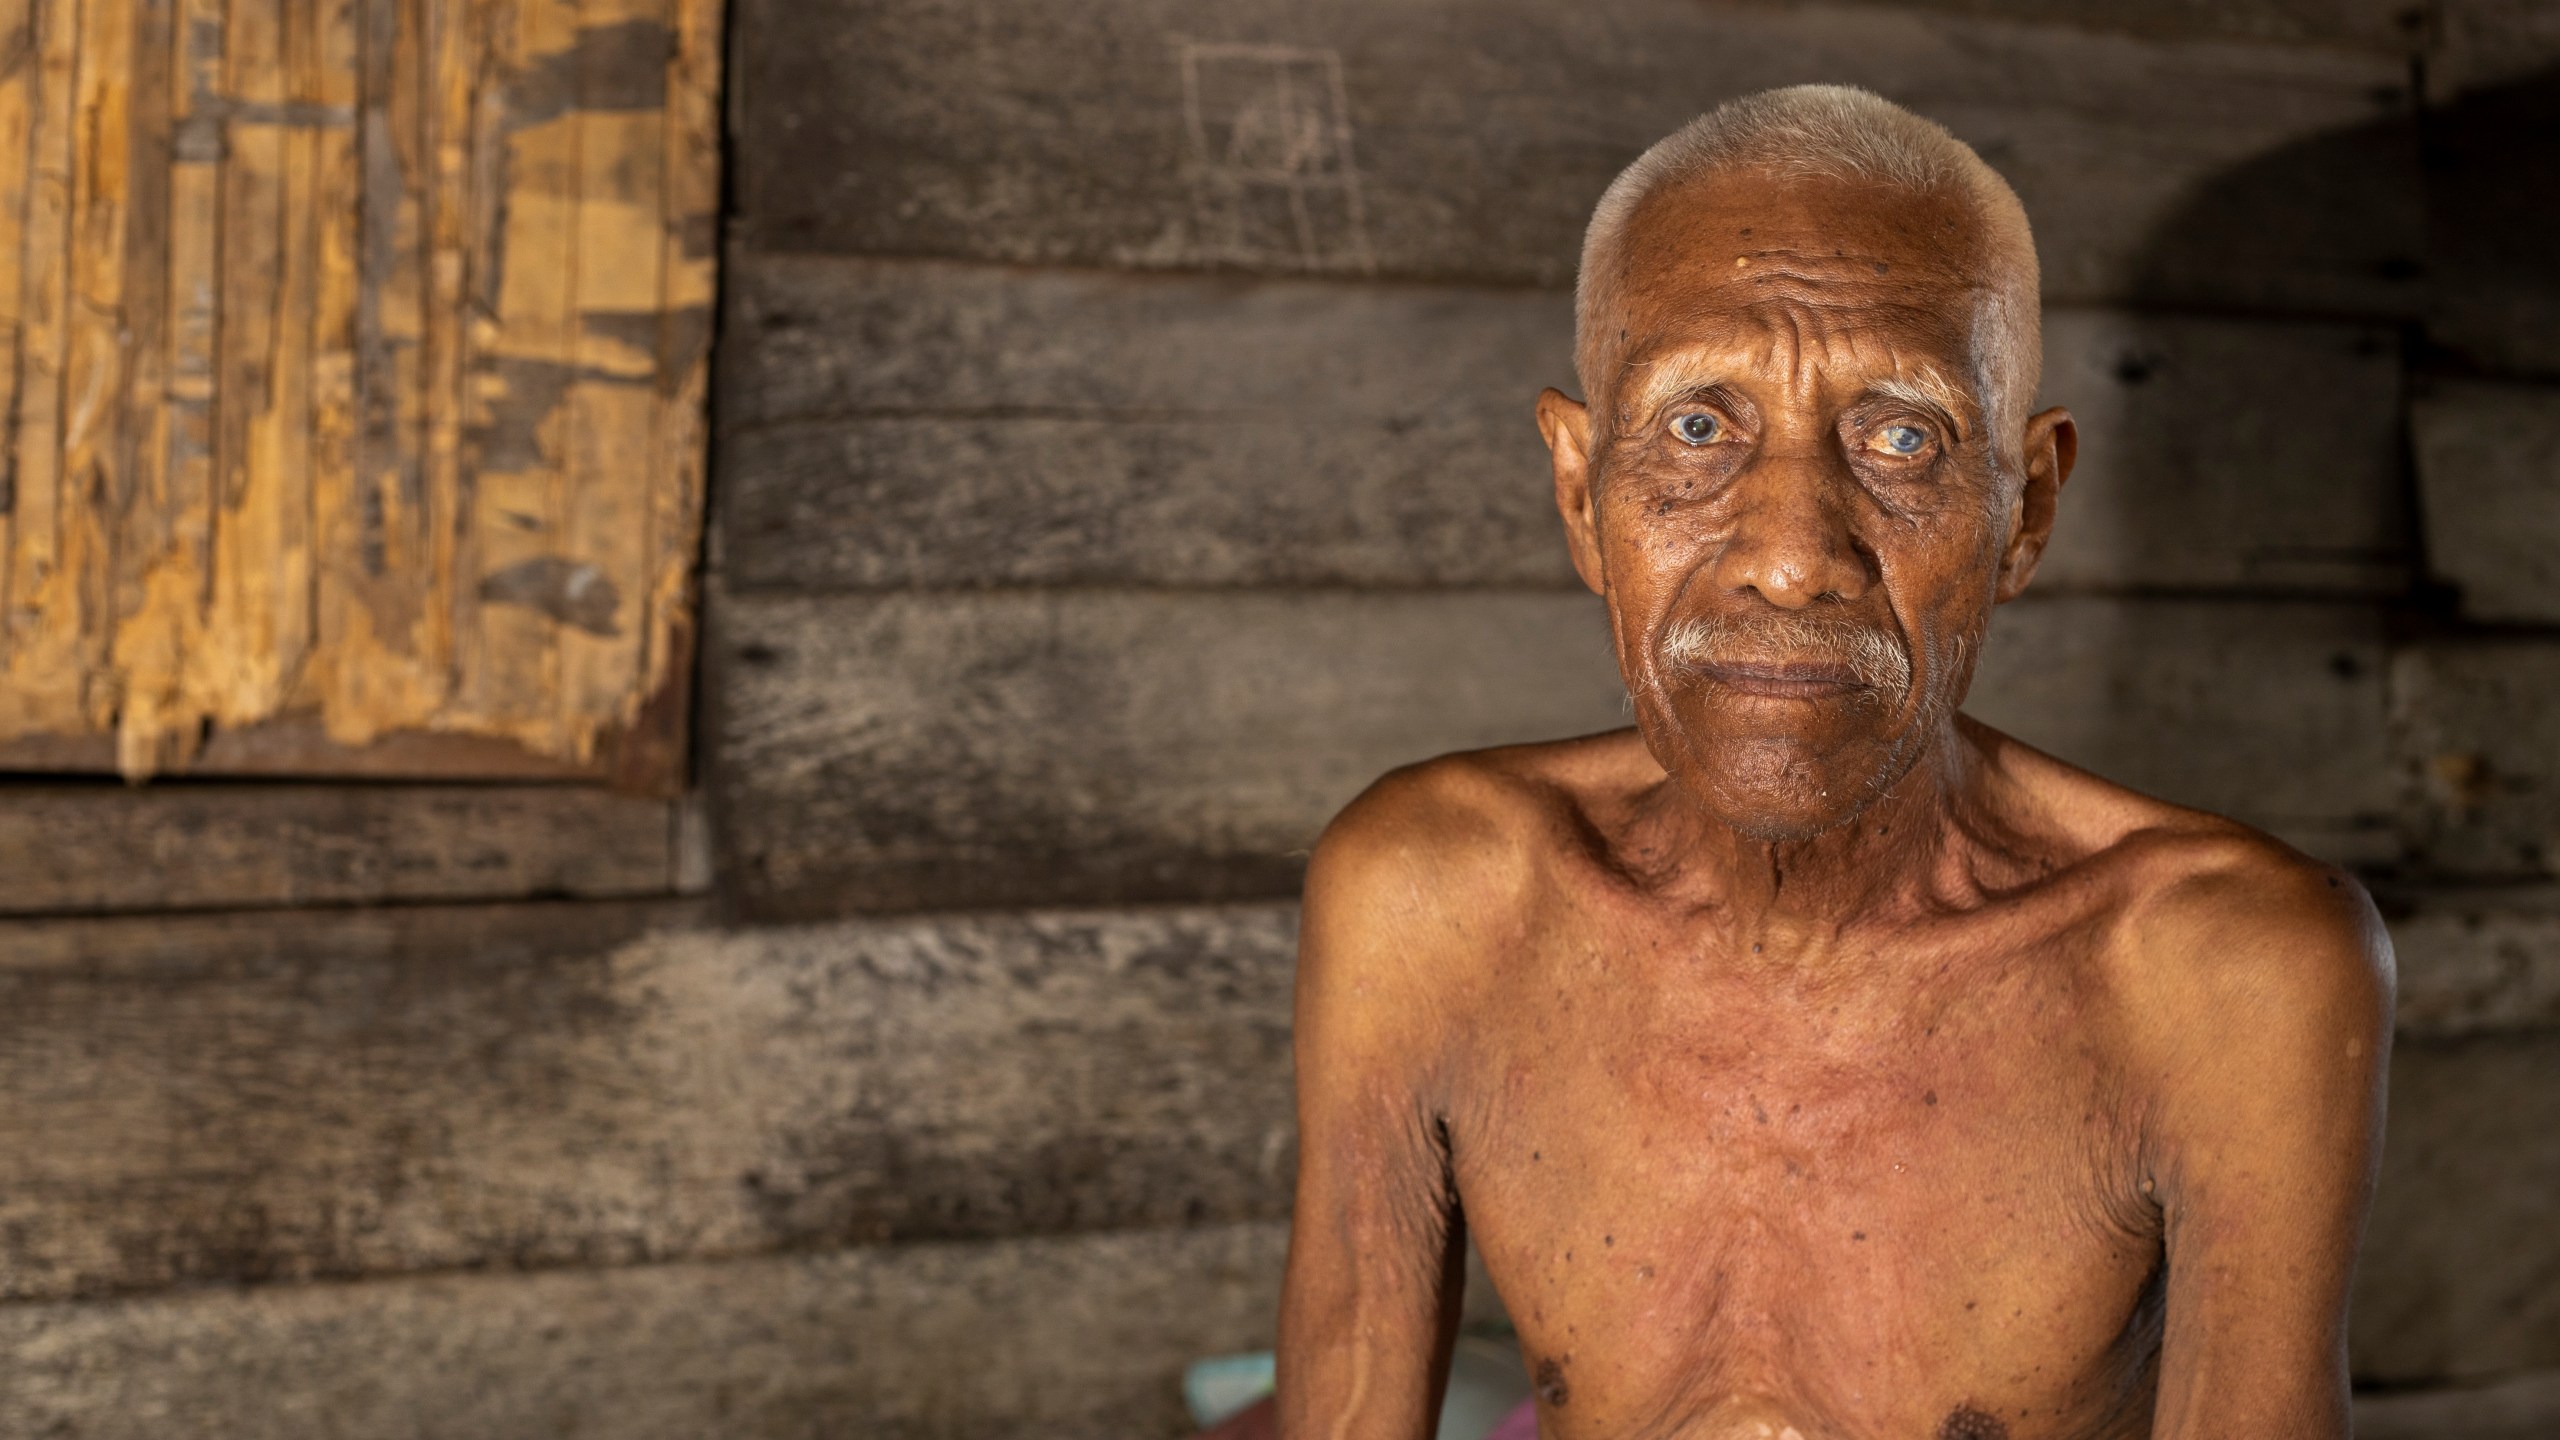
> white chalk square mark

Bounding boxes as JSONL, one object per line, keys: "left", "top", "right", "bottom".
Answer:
{"left": 1179, "top": 42, "right": 1376, "bottom": 273}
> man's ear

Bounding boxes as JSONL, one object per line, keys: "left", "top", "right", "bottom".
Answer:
{"left": 1994, "top": 404, "right": 2077, "bottom": 603}
{"left": 1537, "top": 387, "right": 1608, "bottom": 596}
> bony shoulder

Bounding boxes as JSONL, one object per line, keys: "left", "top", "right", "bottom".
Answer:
{"left": 2109, "top": 823, "right": 2394, "bottom": 1044}
{"left": 1300, "top": 747, "right": 1580, "bottom": 966}
{"left": 1314, "top": 749, "right": 1567, "bottom": 881}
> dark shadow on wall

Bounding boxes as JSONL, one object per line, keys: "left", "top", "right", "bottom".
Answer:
{"left": 2045, "top": 66, "right": 2560, "bottom": 878}
{"left": 2109, "top": 63, "right": 2560, "bottom": 1390}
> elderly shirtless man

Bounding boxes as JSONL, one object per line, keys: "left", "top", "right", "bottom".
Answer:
{"left": 1263, "top": 86, "right": 2393, "bottom": 1440}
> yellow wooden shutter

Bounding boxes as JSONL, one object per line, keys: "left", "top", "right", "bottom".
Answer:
{"left": 0, "top": 0, "right": 720, "bottom": 780}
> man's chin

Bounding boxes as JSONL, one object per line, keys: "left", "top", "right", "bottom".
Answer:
{"left": 1713, "top": 794, "right": 1874, "bottom": 846}
{"left": 1659, "top": 740, "right": 1903, "bottom": 843}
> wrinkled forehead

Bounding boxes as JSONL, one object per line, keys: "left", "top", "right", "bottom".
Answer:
{"left": 1604, "top": 172, "right": 1999, "bottom": 407}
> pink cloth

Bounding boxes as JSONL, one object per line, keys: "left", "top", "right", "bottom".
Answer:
{"left": 1485, "top": 1398, "right": 1540, "bottom": 1440}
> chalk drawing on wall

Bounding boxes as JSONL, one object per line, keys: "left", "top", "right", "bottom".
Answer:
{"left": 1179, "top": 42, "right": 1377, "bottom": 273}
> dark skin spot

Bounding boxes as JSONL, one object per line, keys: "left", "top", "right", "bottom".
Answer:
{"left": 1939, "top": 1405, "right": 2007, "bottom": 1440}
{"left": 1536, "top": 1358, "right": 1570, "bottom": 1408}
{"left": 1852, "top": 1230, "right": 1867, "bottom": 1240}
{"left": 1924, "top": 1090, "right": 1938, "bottom": 1106}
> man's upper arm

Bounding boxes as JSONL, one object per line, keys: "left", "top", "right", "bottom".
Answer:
{"left": 1277, "top": 773, "right": 1480, "bottom": 1440}
{"left": 2136, "top": 854, "right": 2395, "bottom": 1440}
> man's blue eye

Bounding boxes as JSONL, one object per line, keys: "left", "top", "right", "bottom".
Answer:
{"left": 1880, "top": 424, "right": 1928, "bottom": 455}
{"left": 1673, "top": 413, "right": 1721, "bottom": 445}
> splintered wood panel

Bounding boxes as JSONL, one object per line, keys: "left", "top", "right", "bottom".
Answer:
{"left": 0, "top": 0, "right": 721, "bottom": 779}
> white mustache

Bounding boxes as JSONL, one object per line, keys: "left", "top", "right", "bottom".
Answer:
{"left": 1658, "top": 612, "right": 1913, "bottom": 696}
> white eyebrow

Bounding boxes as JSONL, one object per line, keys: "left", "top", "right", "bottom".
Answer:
{"left": 1614, "top": 353, "right": 1729, "bottom": 430}
{"left": 1864, "top": 370, "right": 1975, "bottom": 433}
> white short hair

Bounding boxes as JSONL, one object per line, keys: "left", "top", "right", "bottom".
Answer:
{"left": 1574, "top": 85, "right": 2041, "bottom": 460}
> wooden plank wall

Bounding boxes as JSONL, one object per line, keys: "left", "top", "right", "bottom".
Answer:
{"left": 0, "top": 0, "right": 720, "bottom": 779}
{"left": 7, "top": 2, "right": 2560, "bottom": 1436}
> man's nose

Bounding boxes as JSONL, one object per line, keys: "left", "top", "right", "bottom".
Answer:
{"left": 1703, "top": 455, "right": 1875, "bottom": 609}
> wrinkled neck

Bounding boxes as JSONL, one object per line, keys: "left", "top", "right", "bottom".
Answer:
{"left": 1625, "top": 721, "right": 1978, "bottom": 944}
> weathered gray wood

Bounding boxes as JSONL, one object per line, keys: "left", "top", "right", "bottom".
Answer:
{"left": 731, "top": 0, "right": 2421, "bottom": 315}
{"left": 2382, "top": 886, "right": 2560, "bottom": 1038}
{"left": 0, "top": 785, "right": 677, "bottom": 915}
{"left": 1862, "top": 0, "right": 2420, "bottom": 53}
{"left": 1968, "top": 597, "right": 2396, "bottom": 865}
{"left": 2037, "top": 311, "right": 2406, "bottom": 595}
{"left": 715, "top": 256, "right": 1579, "bottom": 590}
{"left": 2353, "top": 1032, "right": 2560, "bottom": 1384}
{"left": 0, "top": 1223, "right": 1290, "bottom": 1440}
{"left": 0, "top": 899, "right": 1296, "bottom": 1301}
{"left": 711, "top": 590, "right": 2394, "bottom": 916}
{"left": 709, "top": 589, "right": 1631, "bottom": 917}
{"left": 0, "top": 1209, "right": 2543, "bottom": 1438}
{"left": 715, "top": 257, "right": 2406, "bottom": 595}
{"left": 2356, "top": 1370, "right": 2560, "bottom": 1440}
{"left": 2432, "top": 0, "right": 2560, "bottom": 99}
{"left": 2413, "top": 382, "right": 2560, "bottom": 623}
{"left": 2389, "top": 639, "right": 2560, "bottom": 880}
{"left": 2418, "top": 13, "right": 2560, "bottom": 377}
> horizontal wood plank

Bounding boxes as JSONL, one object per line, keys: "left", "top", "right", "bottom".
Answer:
{"left": 1970, "top": 596, "right": 2396, "bottom": 864}
{"left": 0, "top": 1037, "right": 2553, "bottom": 1430}
{"left": 731, "top": 0, "right": 2422, "bottom": 314}
{"left": 2389, "top": 638, "right": 2560, "bottom": 880}
{"left": 717, "top": 256, "right": 2408, "bottom": 595}
{"left": 709, "top": 589, "right": 1633, "bottom": 917}
{"left": 2038, "top": 311, "right": 2407, "bottom": 594}
{"left": 0, "top": 899, "right": 1294, "bottom": 1300}
{"left": 2382, "top": 886, "right": 2560, "bottom": 1038}
{"left": 1853, "top": 0, "right": 2421, "bottom": 52}
{"left": 0, "top": 784, "right": 677, "bottom": 914}
{"left": 0, "top": 1223, "right": 1289, "bottom": 1440}
{"left": 2412, "top": 381, "right": 2560, "bottom": 623}
{"left": 2354, "top": 1031, "right": 2560, "bottom": 1383}
{"left": 716, "top": 256, "right": 1578, "bottom": 589}
{"left": 2355, "top": 1370, "right": 2560, "bottom": 1440}
{"left": 713, "top": 589, "right": 2394, "bottom": 916}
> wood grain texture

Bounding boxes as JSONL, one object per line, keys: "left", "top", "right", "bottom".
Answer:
{"left": 0, "top": 0, "right": 724, "bottom": 779}
{"left": 716, "top": 255, "right": 1580, "bottom": 590}
{"left": 711, "top": 589, "right": 2395, "bottom": 918}
{"left": 2389, "top": 638, "right": 2560, "bottom": 880}
{"left": 2353, "top": 1031, "right": 2560, "bottom": 1384}
{"left": 1970, "top": 596, "right": 2397, "bottom": 865}
{"left": 0, "top": 880, "right": 2535, "bottom": 1306}
{"left": 0, "top": 1213, "right": 2543, "bottom": 1436}
{"left": 2037, "top": 310, "right": 2407, "bottom": 595}
{"left": 0, "top": 785, "right": 676, "bottom": 914}
{"left": 715, "top": 255, "right": 2409, "bottom": 596}
{"left": 2356, "top": 1370, "right": 2560, "bottom": 1440}
{"left": 708, "top": 588, "right": 1633, "bottom": 917}
{"left": 2412, "top": 381, "right": 2560, "bottom": 623}
{"left": 730, "top": 0, "right": 2422, "bottom": 314}
{"left": 0, "top": 1222, "right": 1289, "bottom": 1440}
{"left": 1814, "top": 0, "right": 2424, "bottom": 52}
{"left": 0, "top": 899, "right": 1293, "bottom": 1299}
{"left": 2382, "top": 886, "right": 2560, "bottom": 1038}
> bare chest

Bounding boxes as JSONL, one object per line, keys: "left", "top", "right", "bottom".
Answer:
{"left": 1447, "top": 932, "right": 2162, "bottom": 1440}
